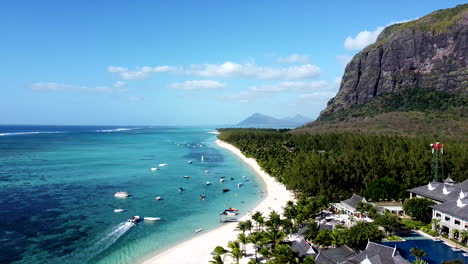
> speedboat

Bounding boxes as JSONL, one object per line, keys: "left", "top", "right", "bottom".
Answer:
{"left": 179, "top": 187, "right": 184, "bottom": 192}
{"left": 220, "top": 179, "right": 225, "bottom": 183}
{"left": 159, "top": 163, "right": 168, "bottom": 167}
{"left": 144, "top": 217, "right": 161, "bottom": 221}
{"left": 226, "top": 208, "right": 238, "bottom": 211}
{"left": 151, "top": 167, "right": 158, "bottom": 171}
{"left": 114, "top": 209, "right": 125, "bottom": 213}
{"left": 183, "top": 175, "right": 190, "bottom": 178}
{"left": 242, "top": 176, "right": 246, "bottom": 178}
{"left": 128, "top": 216, "right": 140, "bottom": 223}
{"left": 206, "top": 181, "right": 211, "bottom": 185}
{"left": 220, "top": 211, "right": 237, "bottom": 216}
{"left": 188, "top": 160, "right": 193, "bottom": 164}
{"left": 237, "top": 183, "right": 242, "bottom": 187}
{"left": 195, "top": 228, "right": 204, "bottom": 233}
{"left": 205, "top": 170, "right": 209, "bottom": 173}
{"left": 114, "top": 191, "right": 130, "bottom": 198}
{"left": 222, "top": 188, "right": 230, "bottom": 193}
{"left": 156, "top": 196, "right": 162, "bottom": 200}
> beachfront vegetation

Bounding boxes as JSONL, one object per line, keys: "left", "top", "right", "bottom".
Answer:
{"left": 217, "top": 129, "right": 468, "bottom": 200}
{"left": 403, "top": 198, "right": 435, "bottom": 223}
{"left": 374, "top": 212, "right": 404, "bottom": 235}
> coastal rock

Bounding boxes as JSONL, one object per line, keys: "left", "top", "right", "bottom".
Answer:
{"left": 319, "top": 4, "right": 468, "bottom": 119}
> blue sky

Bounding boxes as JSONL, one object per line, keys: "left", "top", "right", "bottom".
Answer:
{"left": 0, "top": 0, "right": 464, "bottom": 126}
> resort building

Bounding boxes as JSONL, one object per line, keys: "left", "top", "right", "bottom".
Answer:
{"left": 408, "top": 178, "right": 468, "bottom": 238}
{"left": 332, "top": 194, "right": 367, "bottom": 215}
{"left": 342, "top": 242, "right": 410, "bottom": 264}
{"left": 291, "top": 238, "right": 317, "bottom": 258}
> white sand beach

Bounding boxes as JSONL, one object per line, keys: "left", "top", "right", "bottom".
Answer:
{"left": 142, "top": 139, "right": 295, "bottom": 264}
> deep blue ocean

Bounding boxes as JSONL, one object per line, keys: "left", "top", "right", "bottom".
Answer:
{"left": 0, "top": 125, "right": 264, "bottom": 264}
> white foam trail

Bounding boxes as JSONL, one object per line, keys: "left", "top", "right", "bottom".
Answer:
{"left": 63, "top": 222, "right": 134, "bottom": 264}
{"left": 0, "top": 131, "right": 63, "bottom": 136}
{"left": 95, "top": 128, "right": 140, "bottom": 132}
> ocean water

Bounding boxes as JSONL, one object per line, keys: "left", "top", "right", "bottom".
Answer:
{"left": 0, "top": 126, "right": 265, "bottom": 264}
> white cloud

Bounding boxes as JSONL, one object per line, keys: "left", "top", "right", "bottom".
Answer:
{"left": 336, "top": 55, "right": 353, "bottom": 66}
{"left": 344, "top": 19, "right": 414, "bottom": 51}
{"left": 190, "top": 61, "right": 320, "bottom": 80}
{"left": 277, "top": 54, "right": 310, "bottom": 64}
{"left": 108, "top": 65, "right": 180, "bottom": 80}
{"left": 344, "top": 26, "right": 385, "bottom": 51}
{"left": 221, "top": 79, "right": 338, "bottom": 103}
{"left": 169, "top": 80, "right": 226, "bottom": 90}
{"left": 30, "top": 82, "right": 125, "bottom": 93}
{"left": 114, "top": 81, "right": 126, "bottom": 88}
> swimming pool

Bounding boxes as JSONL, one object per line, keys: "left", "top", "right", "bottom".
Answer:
{"left": 382, "top": 233, "right": 467, "bottom": 264}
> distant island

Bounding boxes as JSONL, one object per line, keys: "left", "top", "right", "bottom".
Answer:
{"left": 236, "top": 113, "right": 311, "bottom": 128}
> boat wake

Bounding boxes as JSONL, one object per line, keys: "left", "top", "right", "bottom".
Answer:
{"left": 62, "top": 222, "right": 134, "bottom": 264}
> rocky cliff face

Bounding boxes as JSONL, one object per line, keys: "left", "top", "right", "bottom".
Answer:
{"left": 320, "top": 4, "right": 468, "bottom": 119}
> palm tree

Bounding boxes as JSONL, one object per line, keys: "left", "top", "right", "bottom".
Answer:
{"left": 248, "top": 232, "right": 263, "bottom": 261}
{"left": 238, "top": 233, "right": 248, "bottom": 256}
{"left": 410, "top": 247, "right": 427, "bottom": 261}
{"left": 267, "top": 211, "right": 282, "bottom": 231}
{"left": 453, "top": 229, "right": 460, "bottom": 241}
{"left": 430, "top": 218, "right": 441, "bottom": 237}
{"left": 460, "top": 230, "right": 468, "bottom": 244}
{"left": 245, "top": 220, "right": 253, "bottom": 233}
{"left": 259, "top": 247, "right": 272, "bottom": 262}
{"left": 209, "top": 254, "right": 224, "bottom": 264}
{"left": 252, "top": 211, "right": 264, "bottom": 231}
{"left": 303, "top": 220, "right": 319, "bottom": 241}
{"left": 236, "top": 221, "right": 249, "bottom": 234}
{"left": 270, "top": 244, "right": 298, "bottom": 264}
{"left": 263, "top": 229, "right": 286, "bottom": 248}
{"left": 229, "top": 248, "right": 242, "bottom": 264}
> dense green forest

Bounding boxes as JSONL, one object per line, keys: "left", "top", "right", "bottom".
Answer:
{"left": 218, "top": 129, "right": 468, "bottom": 200}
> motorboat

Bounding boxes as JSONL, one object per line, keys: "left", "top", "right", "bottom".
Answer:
{"left": 242, "top": 176, "right": 246, "bottom": 178}
{"left": 206, "top": 181, "right": 211, "bottom": 185}
{"left": 226, "top": 208, "right": 238, "bottom": 211}
{"left": 156, "top": 196, "right": 162, "bottom": 200}
{"left": 205, "top": 170, "right": 209, "bottom": 173}
{"left": 201, "top": 155, "right": 204, "bottom": 162}
{"left": 151, "top": 167, "right": 158, "bottom": 171}
{"left": 128, "top": 216, "right": 140, "bottom": 223}
{"left": 159, "top": 163, "right": 168, "bottom": 167}
{"left": 220, "top": 179, "right": 225, "bottom": 183}
{"left": 222, "top": 188, "right": 230, "bottom": 193}
{"left": 188, "top": 160, "right": 193, "bottom": 164}
{"left": 114, "top": 209, "right": 125, "bottom": 213}
{"left": 195, "top": 228, "right": 204, "bottom": 233}
{"left": 144, "top": 217, "right": 161, "bottom": 221}
{"left": 114, "top": 191, "right": 130, "bottom": 198}
{"left": 183, "top": 175, "right": 190, "bottom": 178}
{"left": 237, "top": 183, "right": 242, "bottom": 187}
{"left": 220, "top": 211, "right": 237, "bottom": 216}
{"left": 179, "top": 187, "right": 184, "bottom": 192}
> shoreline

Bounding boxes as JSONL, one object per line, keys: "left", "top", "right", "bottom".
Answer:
{"left": 141, "top": 139, "right": 295, "bottom": 264}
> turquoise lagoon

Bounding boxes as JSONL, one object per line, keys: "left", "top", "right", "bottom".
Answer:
{"left": 0, "top": 126, "right": 265, "bottom": 264}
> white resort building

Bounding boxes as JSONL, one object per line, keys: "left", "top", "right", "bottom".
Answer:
{"left": 408, "top": 177, "right": 468, "bottom": 239}
{"left": 332, "top": 194, "right": 367, "bottom": 215}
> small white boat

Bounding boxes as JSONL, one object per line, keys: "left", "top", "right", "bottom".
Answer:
{"left": 114, "top": 209, "right": 125, "bottom": 213}
{"left": 156, "top": 196, "right": 162, "bottom": 200}
{"left": 114, "top": 191, "right": 130, "bottom": 198}
{"left": 128, "top": 216, "right": 140, "bottom": 223}
{"left": 151, "top": 167, "right": 158, "bottom": 171}
{"left": 201, "top": 155, "right": 204, "bottom": 162}
{"left": 237, "top": 183, "right": 243, "bottom": 187}
{"left": 159, "top": 163, "right": 168, "bottom": 167}
{"left": 220, "top": 179, "right": 225, "bottom": 183}
{"left": 188, "top": 160, "right": 193, "bottom": 164}
{"left": 242, "top": 176, "right": 246, "bottom": 178}
{"left": 183, "top": 176, "right": 190, "bottom": 178}
{"left": 144, "top": 217, "right": 161, "bottom": 221}
{"left": 206, "top": 181, "right": 211, "bottom": 185}
{"left": 195, "top": 228, "right": 204, "bottom": 233}
{"left": 205, "top": 170, "right": 209, "bottom": 173}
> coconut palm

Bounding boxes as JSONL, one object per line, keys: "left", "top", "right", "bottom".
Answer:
{"left": 303, "top": 220, "right": 319, "bottom": 241}
{"left": 251, "top": 211, "right": 264, "bottom": 231}
{"left": 236, "top": 221, "right": 249, "bottom": 234}
{"left": 248, "top": 232, "right": 263, "bottom": 262}
{"left": 209, "top": 254, "right": 224, "bottom": 264}
{"left": 266, "top": 211, "right": 282, "bottom": 231}
{"left": 460, "top": 230, "right": 468, "bottom": 244}
{"left": 263, "top": 229, "right": 286, "bottom": 247}
{"left": 270, "top": 244, "right": 298, "bottom": 264}
{"left": 229, "top": 248, "right": 242, "bottom": 264}
{"left": 410, "top": 247, "right": 426, "bottom": 260}
{"left": 245, "top": 220, "right": 253, "bottom": 233}
{"left": 238, "top": 233, "right": 248, "bottom": 256}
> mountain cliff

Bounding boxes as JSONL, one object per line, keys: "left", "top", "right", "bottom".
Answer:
{"left": 319, "top": 4, "right": 468, "bottom": 120}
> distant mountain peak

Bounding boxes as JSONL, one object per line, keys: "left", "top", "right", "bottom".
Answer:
{"left": 237, "top": 113, "right": 311, "bottom": 128}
